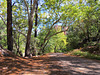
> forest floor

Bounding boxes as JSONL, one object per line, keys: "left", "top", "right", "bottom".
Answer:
{"left": 0, "top": 53, "right": 100, "bottom": 75}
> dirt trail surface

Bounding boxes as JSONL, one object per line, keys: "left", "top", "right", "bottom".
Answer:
{"left": 0, "top": 53, "right": 100, "bottom": 75}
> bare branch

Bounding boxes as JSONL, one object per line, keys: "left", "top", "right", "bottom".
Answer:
{"left": 12, "top": 2, "right": 16, "bottom": 7}
{"left": 16, "top": 30, "right": 27, "bottom": 37}
{"left": 0, "top": 15, "right": 7, "bottom": 25}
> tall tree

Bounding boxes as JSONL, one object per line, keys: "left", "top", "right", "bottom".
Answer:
{"left": 34, "top": 0, "right": 38, "bottom": 37}
{"left": 7, "top": 0, "right": 13, "bottom": 51}
{"left": 24, "top": 0, "right": 37, "bottom": 56}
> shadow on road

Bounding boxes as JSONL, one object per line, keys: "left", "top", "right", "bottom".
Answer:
{"left": 0, "top": 53, "right": 100, "bottom": 75}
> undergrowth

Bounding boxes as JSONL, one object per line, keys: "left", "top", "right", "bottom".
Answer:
{"left": 67, "top": 49, "right": 100, "bottom": 60}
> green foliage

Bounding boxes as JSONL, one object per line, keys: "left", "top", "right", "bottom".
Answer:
{"left": 0, "top": 0, "right": 7, "bottom": 15}
{"left": 30, "top": 37, "right": 40, "bottom": 56}
{"left": 38, "top": 26, "right": 68, "bottom": 53}
{"left": 0, "top": 20, "right": 7, "bottom": 48}
{"left": 0, "top": 0, "right": 100, "bottom": 57}
{"left": 66, "top": 0, "right": 100, "bottom": 50}
{"left": 69, "top": 50, "right": 100, "bottom": 60}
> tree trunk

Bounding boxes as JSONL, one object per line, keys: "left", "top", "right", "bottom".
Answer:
{"left": 34, "top": 0, "right": 38, "bottom": 37}
{"left": 7, "top": 0, "right": 13, "bottom": 51}
{"left": 86, "top": 25, "right": 90, "bottom": 42}
{"left": 24, "top": 0, "right": 37, "bottom": 57}
{"left": 25, "top": 19, "right": 33, "bottom": 56}
{"left": 54, "top": 46, "right": 56, "bottom": 53}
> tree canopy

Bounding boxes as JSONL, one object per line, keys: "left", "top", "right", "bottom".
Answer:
{"left": 0, "top": 0, "right": 100, "bottom": 56}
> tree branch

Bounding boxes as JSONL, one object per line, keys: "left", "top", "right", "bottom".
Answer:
{"left": 31, "top": 0, "right": 37, "bottom": 20}
{"left": 43, "top": 17, "right": 61, "bottom": 44}
{"left": 42, "top": 39, "right": 49, "bottom": 51}
{"left": 41, "top": 26, "right": 69, "bottom": 52}
{"left": 13, "top": 24, "right": 26, "bottom": 37}
{"left": 46, "top": 26, "right": 69, "bottom": 42}
{"left": 78, "top": 24, "right": 86, "bottom": 36}
{"left": 23, "top": 0, "right": 30, "bottom": 18}
{"left": 12, "top": 2, "right": 16, "bottom": 7}
{"left": 0, "top": 15, "right": 7, "bottom": 25}
{"left": 16, "top": 30, "right": 27, "bottom": 37}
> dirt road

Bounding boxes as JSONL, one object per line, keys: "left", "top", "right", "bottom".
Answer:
{"left": 0, "top": 53, "right": 100, "bottom": 75}
{"left": 46, "top": 53, "right": 100, "bottom": 75}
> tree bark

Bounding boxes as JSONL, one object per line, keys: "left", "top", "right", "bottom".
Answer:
{"left": 24, "top": 0, "right": 37, "bottom": 56}
{"left": 25, "top": 19, "right": 33, "bottom": 56}
{"left": 34, "top": 0, "right": 38, "bottom": 37}
{"left": 7, "top": 0, "right": 13, "bottom": 51}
